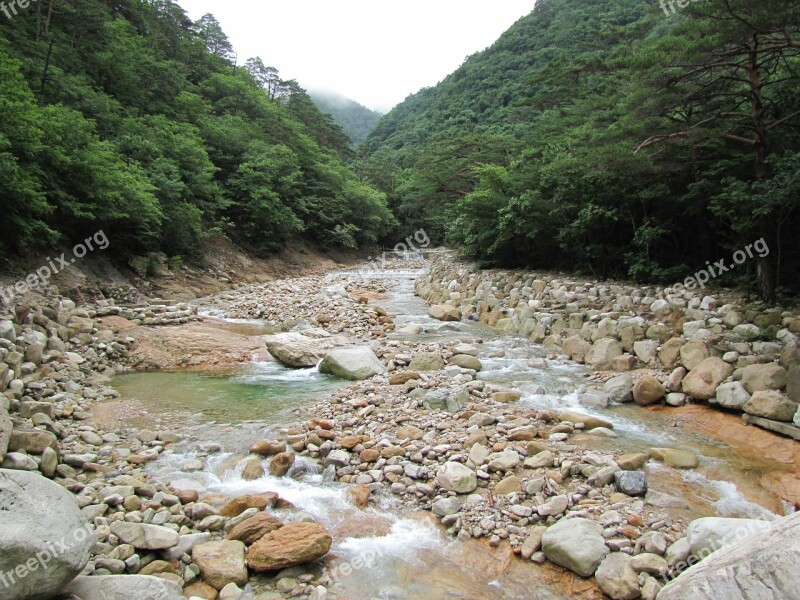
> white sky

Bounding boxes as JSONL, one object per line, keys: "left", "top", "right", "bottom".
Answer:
{"left": 178, "top": 0, "right": 534, "bottom": 112}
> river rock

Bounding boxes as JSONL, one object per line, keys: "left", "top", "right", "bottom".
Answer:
{"left": 227, "top": 513, "right": 284, "bottom": 545}
{"left": 8, "top": 430, "right": 58, "bottom": 455}
{"left": 247, "top": 522, "right": 332, "bottom": 571}
{"left": 541, "top": 517, "right": 609, "bottom": 577}
{"left": 714, "top": 381, "right": 750, "bottom": 410}
{"left": 424, "top": 387, "right": 469, "bottom": 412}
{"left": 0, "top": 469, "right": 94, "bottom": 600}
{"left": 250, "top": 440, "right": 285, "bottom": 456}
{"left": 437, "top": 461, "right": 477, "bottom": 494}
{"left": 589, "top": 339, "right": 623, "bottom": 370}
{"left": 558, "top": 410, "right": 613, "bottom": 431}
{"left": 110, "top": 521, "right": 180, "bottom": 550}
{"left": 408, "top": 352, "right": 445, "bottom": 372}
{"left": 604, "top": 374, "right": 634, "bottom": 403}
{"left": 634, "top": 376, "right": 665, "bottom": 406}
{"left": 263, "top": 329, "right": 352, "bottom": 368}
{"left": 193, "top": 540, "right": 249, "bottom": 590}
{"left": 429, "top": 305, "right": 461, "bottom": 322}
{"left": 319, "top": 346, "right": 387, "bottom": 380}
{"left": 682, "top": 358, "right": 734, "bottom": 400}
{"left": 743, "top": 391, "right": 798, "bottom": 422}
{"left": 648, "top": 448, "right": 698, "bottom": 469}
{"left": 269, "top": 452, "right": 295, "bottom": 477}
{"left": 741, "top": 363, "right": 788, "bottom": 394}
{"left": 241, "top": 456, "right": 265, "bottom": 480}
{"left": 687, "top": 517, "right": 774, "bottom": 558}
{"left": 680, "top": 341, "right": 710, "bottom": 371}
{"left": 65, "top": 575, "right": 183, "bottom": 600}
{"left": 595, "top": 553, "right": 641, "bottom": 600}
{"left": 658, "top": 513, "right": 800, "bottom": 600}
{"left": 449, "top": 354, "right": 483, "bottom": 371}
{"left": 614, "top": 471, "right": 648, "bottom": 496}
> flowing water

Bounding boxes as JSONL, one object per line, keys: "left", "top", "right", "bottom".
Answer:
{"left": 110, "top": 265, "right": 793, "bottom": 599}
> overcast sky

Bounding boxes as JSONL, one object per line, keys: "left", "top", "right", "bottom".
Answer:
{"left": 178, "top": 0, "right": 534, "bottom": 113}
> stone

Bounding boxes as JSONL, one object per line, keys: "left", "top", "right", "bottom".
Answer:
{"left": 437, "top": 461, "right": 477, "bottom": 494}
{"left": 263, "top": 329, "right": 352, "bottom": 367}
{"left": 429, "top": 305, "right": 461, "bottom": 322}
{"left": 396, "top": 425, "right": 424, "bottom": 440}
{"left": 227, "top": 513, "right": 284, "bottom": 545}
{"left": 633, "top": 376, "right": 665, "bottom": 406}
{"left": 492, "top": 391, "right": 522, "bottom": 403}
{"left": 682, "top": 358, "right": 734, "bottom": 400}
{"left": 65, "top": 575, "right": 183, "bottom": 600}
{"left": 658, "top": 513, "right": 800, "bottom": 600}
{"left": 541, "top": 517, "right": 609, "bottom": 577}
{"left": 788, "top": 365, "right": 800, "bottom": 403}
{"left": 221, "top": 494, "right": 275, "bottom": 517}
{"left": 687, "top": 517, "right": 774, "bottom": 558}
{"left": 563, "top": 336, "right": 592, "bottom": 363}
{"left": 110, "top": 522, "right": 180, "bottom": 550}
{"left": 743, "top": 390, "right": 798, "bottom": 422}
{"left": 603, "top": 374, "right": 634, "bottom": 403}
{"left": 714, "top": 381, "right": 751, "bottom": 410}
{"left": 589, "top": 339, "right": 623, "bottom": 370}
{"left": 389, "top": 371, "right": 422, "bottom": 385}
{"left": 193, "top": 540, "right": 249, "bottom": 591}
{"left": 424, "top": 387, "right": 469, "bottom": 412}
{"left": 680, "top": 341, "right": 710, "bottom": 371}
{"left": 269, "top": 452, "right": 295, "bottom": 477}
{"left": 247, "top": 523, "right": 332, "bottom": 571}
{"left": 537, "top": 495, "right": 569, "bottom": 517}
{"left": 617, "top": 453, "right": 649, "bottom": 470}
{"left": 648, "top": 448, "right": 699, "bottom": 469}
{"left": 408, "top": 352, "right": 445, "bottom": 372}
{"left": 488, "top": 450, "right": 520, "bottom": 472}
{"left": 8, "top": 430, "right": 58, "bottom": 455}
{"left": 741, "top": 363, "right": 788, "bottom": 394}
{"left": 319, "top": 347, "right": 387, "bottom": 381}
{"left": 432, "top": 497, "right": 464, "bottom": 517}
{"left": 595, "top": 553, "right": 641, "bottom": 600}
{"left": 250, "top": 440, "right": 285, "bottom": 456}
{"left": 521, "top": 526, "right": 547, "bottom": 559}
{"left": 558, "top": 410, "right": 613, "bottom": 431}
{"left": 241, "top": 456, "right": 265, "bottom": 480}
{"left": 634, "top": 340, "right": 660, "bottom": 364}
{"left": 0, "top": 469, "right": 94, "bottom": 599}
{"left": 449, "top": 354, "right": 483, "bottom": 371}
{"left": 659, "top": 338, "right": 684, "bottom": 369}
{"left": 614, "top": 471, "right": 647, "bottom": 496}
{"left": 631, "top": 553, "right": 668, "bottom": 576}
{"left": 494, "top": 475, "right": 522, "bottom": 495}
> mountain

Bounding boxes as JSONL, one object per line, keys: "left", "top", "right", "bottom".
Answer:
{"left": 359, "top": 0, "right": 800, "bottom": 300}
{"left": 310, "top": 91, "right": 383, "bottom": 146}
{"left": 0, "top": 2, "right": 395, "bottom": 260}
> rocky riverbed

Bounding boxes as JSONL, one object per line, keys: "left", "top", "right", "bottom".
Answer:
{"left": 1, "top": 254, "right": 799, "bottom": 600}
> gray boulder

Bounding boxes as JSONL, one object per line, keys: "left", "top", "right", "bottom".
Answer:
{"left": 658, "top": 513, "right": 800, "bottom": 600}
{"left": 319, "top": 346, "right": 387, "bottom": 380}
{"left": 65, "top": 575, "right": 183, "bottom": 600}
{"left": 614, "top": 471, "right": 648, "bottom": 497}
{"left": 0, "top": 469, "right": 94, "bottom": 600}
{"left": 743, "top": 391, "right": 798, "bottom": 422}
{"left": 714, "top": 381, "right": 751, "bottom": 411}
{"left": 603, "top": 374, "right": 634, "bottom": 403}
{"left": 263, "top": 328, "right": 352, "bottom": 368}
{"left": 542, "top": 517, "right": 609, "bottom": 577}
{"left": 596, "top": 553, "right": 641, "bottom": 600}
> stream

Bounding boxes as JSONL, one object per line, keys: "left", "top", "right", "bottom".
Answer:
{"left": 110, "top": 266, "right": 790, "bottom": 599}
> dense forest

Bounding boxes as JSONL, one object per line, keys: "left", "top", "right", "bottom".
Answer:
{"left": 0, "top": 0, "right": 395, "bottom": 261}
{"left": 360, "top": 0, "right": 800, "bottom": 302}
{"left": 310, "top": 91, "right": 383, "bottom": 147}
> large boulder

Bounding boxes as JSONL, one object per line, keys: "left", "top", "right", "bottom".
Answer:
{"left": 588, "top": 339, "right": 623, "bottom": 371}
{"left": 658, "top": 513, "right": 800, "bottom": 600}
{"left": 64, "top": 575, "right": 183, "bottom": 600}
{"left": 542, "top": 517, "right": 609, "bottom": 577}
{"left": 192, "top": 540, "right": 248, "bottom": 591}
{"left": 227, "top": 513, "right": 284, "bottom": 545}
{"left": 429, "top": 305, "right": 461, "bottom": 322}
{"left": 319, "top": 346, "right": 387, "bottom": 381}
{"left": 437, "top": 461, "right": 478, "bottom": 494}
{"left": 682, "top": 358, "right": 734, "bottom": 400}
{"left": 741, "top": 363, "right": 788, "bottom": 394}
{"left": 687, "top": 517, "right": 773, "bottom": 558}
{"left": 0, "top": 469, "right": 94, "bottom": 600}
{"left": 603, "top": 374, "right": 634, "bottom": 403}
{"left": 246, "top": 522, "right": 332, "bottom": 571}
{"left": 633, "top": 376, "right": 666, "bottom": 406}
{"left": 714, "top": 381, "right": 750, "bottom": 411}
{"left": 743, "top": 391, "right": 798, "bottom": 422}
{"left": 263, "top": 328, "right": 352, "bottom": 368}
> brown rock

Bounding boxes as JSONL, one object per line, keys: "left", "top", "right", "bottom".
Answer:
{"left": 389, "top": 371, "right": 422, "bottom": 385}
{"left": 246, "top": 523, "right": 332, "bottom": 572}
{"left": 381, "top": 445, "right": 406, "bottom": 459}
{"left": 250, "top": 440, "right": 286, "bottom": 457}
{"left": 395, "top": 425, "right": 424, "bottom": 440}
{"left": 359, "top": 449, "right": 380, "bottom": 463}
{"left": 492, "top": 392, "right": 522, "bottom": 403}
{"left": 268, "top": 452, "right": 295, "bottom": 477}
{"left": 226, "top": 513, "right": 284, "bottom": 545}
{"left": 184, "top": 581, "right": 219, "bottom": 600}
{"left": 309, "top": 418, "right": 335, "bottom": 430}
{"left": 192, "top": 540, "right": 248, "bottom": 591}
{"left": 220, "top": 494, "right": 275, "bottom": 518}
{"left": 340, "top": 436, "right": 366, "bottom": 450}
{"left": 633, "top": 376, "right": 666, "bottom": 406}
{"left": 682, "top": 357, "right": 734, "bottom": 400}
{"left": 348, "top": 484, "right": 371, "bottom": 509}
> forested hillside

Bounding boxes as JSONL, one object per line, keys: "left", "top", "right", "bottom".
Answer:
{"left": 310, "top": 91, "right": 383, "bottom": 146}
{"left": 0, "top": 0, "right": 395, "bottom": 260}
{"left": 360, "top": 0, "right": 800, "bottom": 301}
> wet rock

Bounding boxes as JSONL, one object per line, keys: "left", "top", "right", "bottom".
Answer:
{"left": 268, "top": 452, "right": 295, "bottom": 477}
{"left": 110, "top": 522, "right": 180, "bottom": 550}
{"left": 449, "top": 354, "right": 483, "bottom": 371}
{"left": 250, "top": 440, "right": 286, "bottom": 456}
{"left": 682, "top": 358, "right": 734, "bottom": 400}
{"left": 193, "top": 540, "right": 249, "bottom": 591}
{"left": 604, "top": 374, "right": 634, "bottom": 403}
{"left": 595, "top": 553, "right": 641, "bottom": 600}
{"left": 633, "top": 376, "right": 665, "bottom": 406}
{"left": 558, "top": 410, "right": 613, "bottom": 431}
{"left": 263, "top": 329, "right": 352, "bottom": 368}
{"left": 241, "top": 456, "right": 265, "bottom": 480}
{"left": 319, "top": 346, "right": 387, "bottom": 381}
{"left": 429, "top": 305, "right": 461, "bottom": 322}
{"left": 437, "top": 461, "right": 477, "bottom": 494}
{"left": 247, "top": 522, "right": 332, "bottom": 572}
{"left": 227, "top": 513, "right": 285, "bottom": 545}
{"left": 743, "top": 390, "right": 798, "bottom": 422}
{"left": 542, "top": 517, "right": 609, "bottom": 577}
{"left": 648, "top": 448, "right": 698, "bottom": 469}
{"left": 614, "top": 471, "right": 647, "bottom": 496}
{"left": 221, "top": 494, "right": 275, "bottom": 517}
{"left": 65, "top": 575, "right": 183, "bottom": 600}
